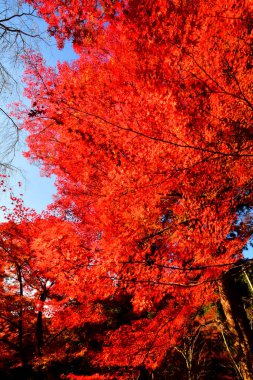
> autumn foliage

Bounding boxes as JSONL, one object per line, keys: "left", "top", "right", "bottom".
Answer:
{"left": 1, "top": 0, "right": 253, "bottom": 379}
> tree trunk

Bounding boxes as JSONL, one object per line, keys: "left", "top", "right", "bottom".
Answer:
{"left": 219, "top": 267, "right": 253, "bottom": 380}
{"left": 17, "top": 264, "right": 28, "bottom": 368}
{"left": 35, "top": 289, "right": 47, "bottom": 355}
{"left": 36, "top": 310, "right": 43, "bottom": 355}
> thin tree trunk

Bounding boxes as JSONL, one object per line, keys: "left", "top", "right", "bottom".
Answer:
{"left": 16, "top": 264, "right": 27, "bottom": 368}
{"left": 35, "top": 288, "right": 47, "bottom": 356}
{"left": 174, "top": 346, "right": 194, "bottom": 380}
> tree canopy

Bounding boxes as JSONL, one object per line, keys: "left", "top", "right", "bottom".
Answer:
{"left": 1, "top": 0, "right": 253, "bottom": 379}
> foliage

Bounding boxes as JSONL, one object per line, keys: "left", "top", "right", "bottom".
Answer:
{"left": 1, "top": 0, "right": 253, "bottom": 378}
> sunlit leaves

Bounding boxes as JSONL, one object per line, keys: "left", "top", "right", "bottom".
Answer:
{"left": 4, "top": 0, "right": 253, "bottom": 375}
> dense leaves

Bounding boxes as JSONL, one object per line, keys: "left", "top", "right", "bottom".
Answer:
{"left": 1, "top": 0, "right": 253, "bottom": 378}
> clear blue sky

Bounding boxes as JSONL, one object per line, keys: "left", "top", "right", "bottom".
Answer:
{"left": 0, "top": 13, "right": 78, "bottom": 217}
{"left": 10, "top": 39, "right": 78, "bottom": 213}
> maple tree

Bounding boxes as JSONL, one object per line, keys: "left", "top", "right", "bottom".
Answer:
{"left": 1, "top": 0, "right": 253, "bottom": 378}
{"left": 0, "top": 211, "right": 118, "bottom": 373}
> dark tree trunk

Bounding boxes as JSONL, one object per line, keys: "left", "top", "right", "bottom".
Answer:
{"left": 35, "top": 289, "right": 47, "bottom": 355}
{"left": 219, "top": 264, "right": 253, "bottom": 380}
{"left": 16, "top": 264, "right": 28, "bottom": 368}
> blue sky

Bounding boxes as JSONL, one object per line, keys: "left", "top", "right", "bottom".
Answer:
{"left": 9, "top": 39, "right": 78, "bottom": 213}
{"left": 0, "top": 12, "right": 78, "bottom": 217}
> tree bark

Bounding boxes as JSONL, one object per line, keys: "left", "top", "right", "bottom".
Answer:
{"left": 35, "top": 289, "right": 47, "bottom": 356}
{"left": 219, "top": 267, "right": 253, "bottom": 380}
{"left": 16, "top": 264, "right": 28, "bottom": 368}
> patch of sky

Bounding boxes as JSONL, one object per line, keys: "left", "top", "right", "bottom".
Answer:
{"left": 231, "top": 205, "right": 253, "bottom": 259}
{"left": 0, "top": 2, "right": 78, "bottom": 220}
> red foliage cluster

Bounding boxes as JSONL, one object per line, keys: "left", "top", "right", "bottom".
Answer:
{"left": 1, "top": 0, "right": 253, "bottom": 378}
